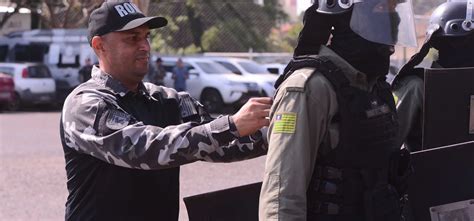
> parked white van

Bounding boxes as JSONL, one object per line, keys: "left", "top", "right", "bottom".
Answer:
{"left": 0, "top": 29, "right": 96, "bottom": 102}
{"left": 160, "top": 57, "right": 262, "bottom": 113}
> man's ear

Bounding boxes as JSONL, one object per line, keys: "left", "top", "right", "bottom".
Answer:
{"left": 91, "top": 36, "right": 104, "bottom": 54}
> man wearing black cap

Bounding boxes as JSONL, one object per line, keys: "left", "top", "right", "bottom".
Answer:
{"left": 59, "top": 1, "right": 271, "bottom": 220}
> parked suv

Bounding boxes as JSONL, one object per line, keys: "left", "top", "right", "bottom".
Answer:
{"left": 160, "top": 57, "right": 261, "bottom": 113}
{"left": 208, "top": 57, "right": 278, "bottom": 97}
{"left": 0, "top": 63, "right": 56, "bottom": 110}
{"left": 0, "top": 72, "right": 15, "bottom": 110}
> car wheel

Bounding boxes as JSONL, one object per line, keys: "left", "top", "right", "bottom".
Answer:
{"left": 6, "top": 93, "right": 21, "bottom": 111}
{"left": 200, "top": 89, "right": 224, "bottom": 113}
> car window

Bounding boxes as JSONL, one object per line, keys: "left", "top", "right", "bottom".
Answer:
{"left": 28, "top": 65, "right": 52, "bottom": 78}
{"left": 238, "top": 61, "right": 270, "bottom": 74}
{"left": 0, "top": 45, "right": 8, "bottom": 61}
{"left": 267, "top": 68, "right": 279, "bottom": 74}
{"left": 12, "top": 44, "right": 48, "bottom": 63}
{"left": 164, "top": 62, "right": 194, "bottom": 72}
{"left": 183, "top": 63, "right": 194, "bottom": 71}
{"left": 216, "top": 61, "right": 241, "bottom": 74}
{"left": 0, "top": 67, "right": 14, "bottom": 77}
{"left": 163, "top": 64, "right": 174, "bottom": 72}
{"left": 195, "top": 62, "right": 229, "bottom": 74}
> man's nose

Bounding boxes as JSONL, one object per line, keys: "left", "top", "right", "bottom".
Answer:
{"left": 140, "top": 38, "right": 151, "bottom": 52}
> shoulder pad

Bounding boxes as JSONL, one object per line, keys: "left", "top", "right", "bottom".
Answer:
{"left": 278, "top": 67, "right": 316, "bottom": 92}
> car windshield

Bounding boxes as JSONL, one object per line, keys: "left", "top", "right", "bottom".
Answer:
{"left": 28, "top": 65, "right": 52, "bottom": 78}
{"left": 0, "top": 67, "right": 14, "bottom": 77}
{"left": 195, "top": 61, "right": 230, "bottom": 74}
{"left": 238, "top": 61, "right": 270, "bottom": 74}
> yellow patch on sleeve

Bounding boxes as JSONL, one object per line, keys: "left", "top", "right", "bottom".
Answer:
{"left": 273, "top": 112, "right": 297, "bottom": 134}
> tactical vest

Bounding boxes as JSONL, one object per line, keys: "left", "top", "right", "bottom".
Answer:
{"left": 279, "top": 56, "right": 401, "bottom": 221}
{"left": 60, "top": 89, "right": 182, "bottom": 221}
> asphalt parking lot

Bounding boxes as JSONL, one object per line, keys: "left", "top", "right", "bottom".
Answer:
{"left": 0, "top": 110, "right": 266, "bottom": 220}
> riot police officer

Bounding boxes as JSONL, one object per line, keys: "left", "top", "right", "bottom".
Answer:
{"left": 259, "top": 0, "right": 417, "bottom": 220}
{"left": 393, "top": 0, "right": 474, "bottom": 152}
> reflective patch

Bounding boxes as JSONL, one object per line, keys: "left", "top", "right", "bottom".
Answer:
{"left": 273, "top": 113, "right": 297, "bottom": 134}
{"left": 393, "top": 93, "right": 399, "bottom": 106}
{"left": 106, "top": 109, "right": 130, "bottom": 130}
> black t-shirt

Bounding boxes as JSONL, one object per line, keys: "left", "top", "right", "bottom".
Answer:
{"left": 61, "top": 91, "right": 181, "bottom": 221}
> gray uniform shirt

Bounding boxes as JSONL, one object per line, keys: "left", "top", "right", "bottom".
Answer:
{"left": 259, "top": 46, "right": 375, "bottom": 221}
{"left": 61, "top": 66, "right": 267, "bottom": 170}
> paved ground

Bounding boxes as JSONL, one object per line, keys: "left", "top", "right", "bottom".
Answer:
{"left": 0, "top": 111, "right": 266, "bottom": 221}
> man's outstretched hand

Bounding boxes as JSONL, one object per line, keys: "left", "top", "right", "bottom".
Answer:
{"left": 231, "top": 97, "right": 272, "bottom": 137}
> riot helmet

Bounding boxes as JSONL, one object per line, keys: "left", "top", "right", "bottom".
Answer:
{"left": 294, "top": 0, "right": 417, "bottom": 78}
{"left": 431, "top": 0, "right": 474, "bottom": 67}
{"left": 317, "top": 0, "right": 418, "bottom": 47}
{"left": 395, "top": 0, "right": 474, "bottom": 82}
{"left": 428, "top": 0, "right": 474, "bottom": 37}
{"left": 317, "top": 0, "right": 354, "bottom": 14}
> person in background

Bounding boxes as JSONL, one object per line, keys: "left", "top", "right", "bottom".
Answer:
{"left": 153, "top": 57, "right": 166, "bottom": 86}
{"left": 172, "top": 58, "right": 189, "bottom": 92}
{"left": 78, "top": 58, "right": 93, "bottom": 83}
{"left": 60, "top": 1, "right": 271, "bottom": 220}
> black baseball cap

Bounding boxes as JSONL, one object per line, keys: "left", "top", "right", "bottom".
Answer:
{"left": 88, "top": 0, "right": 168, "bottom": 44}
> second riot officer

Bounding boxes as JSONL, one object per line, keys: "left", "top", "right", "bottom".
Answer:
{"left": 392, "top": 0, "right": 474, "bottom": 152}
{"left": 259, "top": 0, "right": 417, "bottom": 220}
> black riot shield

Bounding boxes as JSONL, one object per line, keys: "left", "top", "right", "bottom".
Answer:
{"left": 408, "top": 141, "right": 474, "bottom": 221}
{"left": 423, "top": 67, "right": 474, "bottom": 149}
{"left": 183, "top": 182, "right": 261, "bottom": 221}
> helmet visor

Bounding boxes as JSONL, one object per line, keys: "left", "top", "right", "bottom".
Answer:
{"left": 350, "top": 0, "right": 418, "bottom": 47}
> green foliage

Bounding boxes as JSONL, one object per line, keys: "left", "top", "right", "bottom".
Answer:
{"left": 201, "top": 26, "right": 221, "bottom": 52}
{"left": 266, "top": 23, "right": 302, "bottom": 53}
{"left": 149, "top": 0, "right": 287, "bottom": 53}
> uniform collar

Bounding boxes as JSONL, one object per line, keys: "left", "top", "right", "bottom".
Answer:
{"left": 91, "top": 65, "right": 149, "bottom": 97}
{"left": 319, "top": 45, "right": 375, "bottom": 91}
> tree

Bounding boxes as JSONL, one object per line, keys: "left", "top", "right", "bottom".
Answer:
{"left": 0, "top": 0, "right": 102, "bottom": 30}
{"left": 267, "top": 22, "right": 302, "bottom": 53}
{"left": 149, "top": 0, "right": 288, "bottom": 53}
{"left": 40, "top": 0, "right": 102, "bottom": 28}
{"left": 0, "top": 0, "right": 42, "bottom": 29}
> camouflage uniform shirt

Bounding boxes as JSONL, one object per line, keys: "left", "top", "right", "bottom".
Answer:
{"left": 60, "top": 66, "right": 266, "bottom": 220}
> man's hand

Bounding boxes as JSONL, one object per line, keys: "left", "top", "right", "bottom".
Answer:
{"left": 231, "top": 97, "right": 272, "bottom": 137}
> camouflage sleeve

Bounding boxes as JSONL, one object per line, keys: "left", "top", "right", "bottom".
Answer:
{"left": 61, "top": 90, "right": 266, "bottom": 170}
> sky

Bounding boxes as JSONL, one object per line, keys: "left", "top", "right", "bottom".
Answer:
{"left": 297, "top": 0, "right": 313, "bottom": 14}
